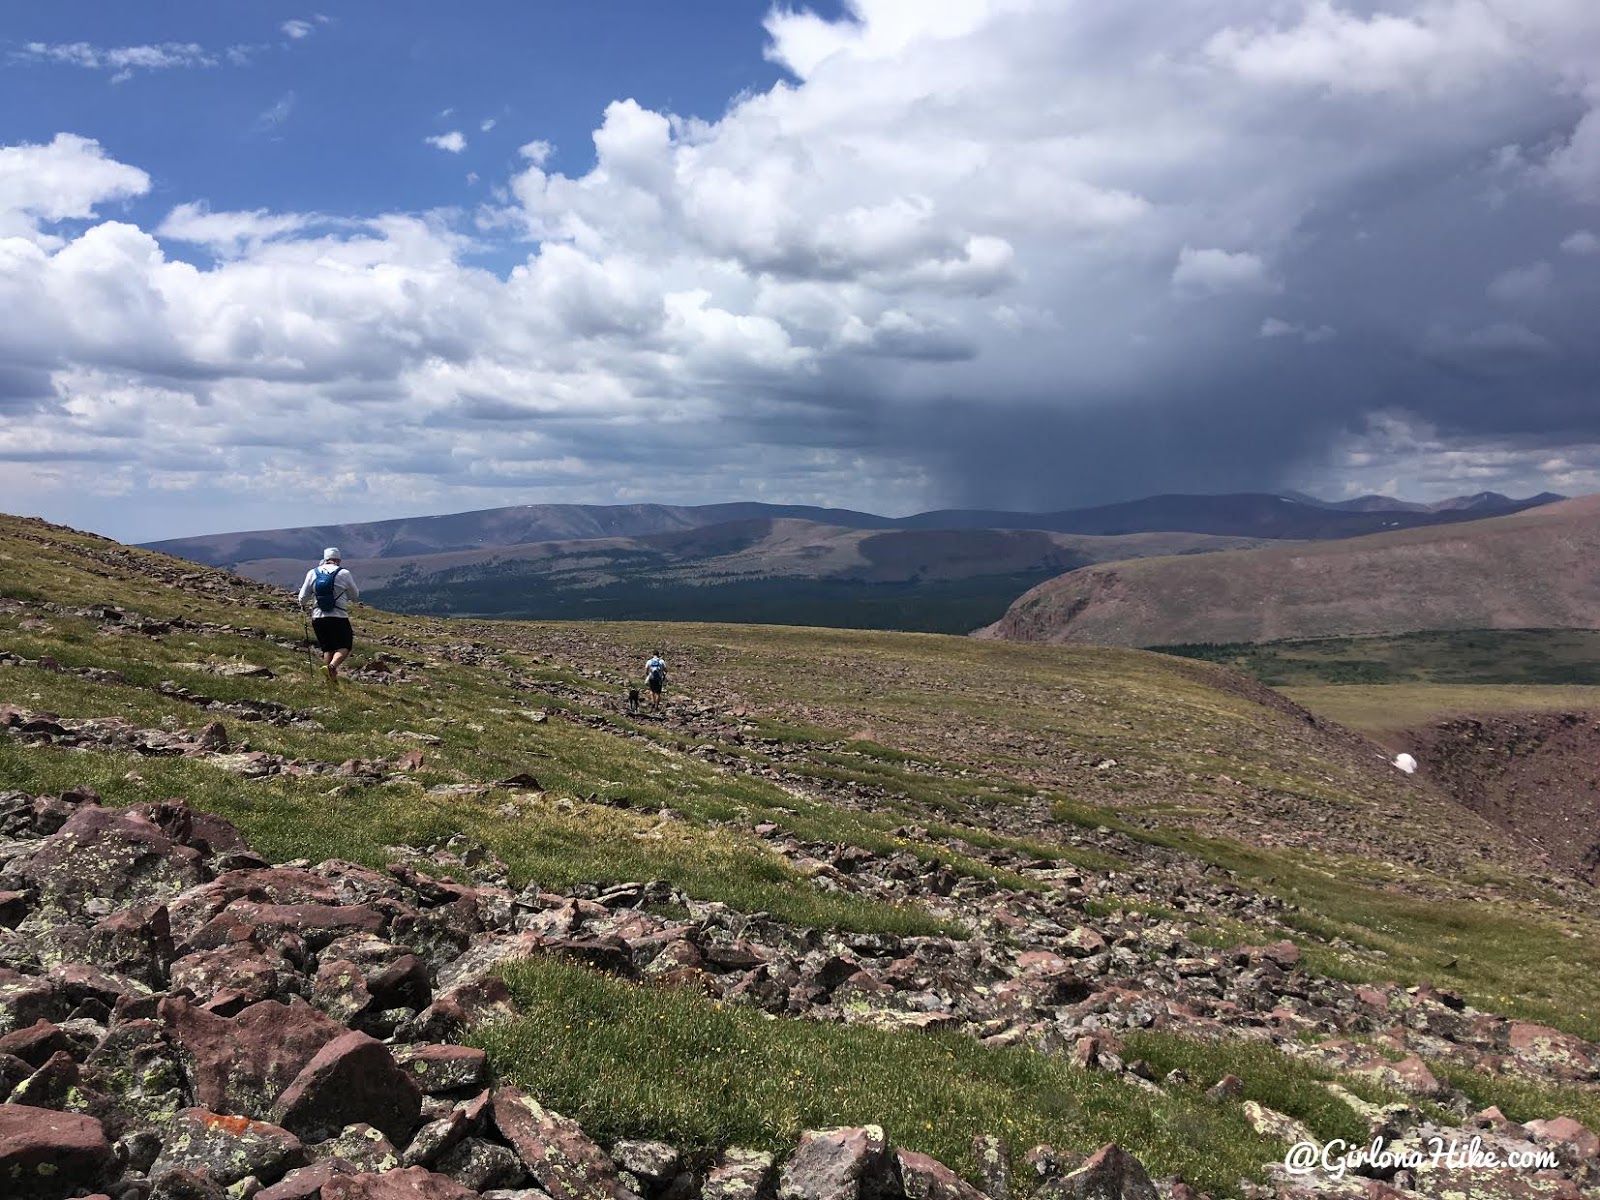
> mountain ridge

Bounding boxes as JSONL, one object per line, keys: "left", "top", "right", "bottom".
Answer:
{"left": 142, "top": 491, "right": 1564, "bottom": 568}
{"left": 980, "top": 493, "right": 1600, "bottom": 647}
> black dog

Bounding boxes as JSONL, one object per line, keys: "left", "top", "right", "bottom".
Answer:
{"left": 627, "top": 687, "right": 641, "bottom": 715}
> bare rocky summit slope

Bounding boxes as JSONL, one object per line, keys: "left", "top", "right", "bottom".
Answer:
{"left": 980, "top": 495, "right": 1600, "bottom": 648}
{"left": 1, "top": 514, "right": 1597, "bottom": 1200}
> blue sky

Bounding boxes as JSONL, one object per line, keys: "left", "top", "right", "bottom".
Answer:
{"left": 3, "top": 2, "right": 1599, "bottom": 541}
{"left": 3, "top": 3, "right": 835, "bottom": 232}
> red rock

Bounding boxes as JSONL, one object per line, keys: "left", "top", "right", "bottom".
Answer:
{"left": 412, "top": 975, "right": 518, "bottom": 1039}
{"left": 223, "top": 900, "right": 386, "bottom": 948}
{"left": 256, "top": 1160, "right": 356, "bottom": 1200}
{"left": 89, "top": 901, "right": 175, "bottom": 987}
{"left": 491, "top": 1084, "right": 626, "bottom": 1200}
{"left": 172, "top": 944, "right": 290, "bottom": 1011}
{"left": 322, "top": 1166, "right": 479, "bottom": 1200}
{"left": 1016, "top": 951, "right": 1071, "bottom": 974}
{"left": 161, "top": 995, "right": 345, "bottom": 1118}
{"left": 1506, "top": 1021, "right": 1600, "bottom": 1079}
{"left": 778, "top": 1125, "right": 890, "bottom": 1200}
{"left": 1041, "top": 1143, "right": 1157, "bottom": 1200}
{"left": 0, "top": 1018, "right": 76, "bottom": 1067}
{"left": 1525, "top": 1116, "right": 1600, "bottom": 1160}
{"left": 269, "top": 1030, "right": 423, "bottom": 1146}
{"left": 0, "top": 1105, "right": 113, "bottom": 1199}
{"left": 18, "top": 804, "right": 208, "bottom": 917}
{"left": 896, "top": 1150, "right": 987, "bottom": 1200}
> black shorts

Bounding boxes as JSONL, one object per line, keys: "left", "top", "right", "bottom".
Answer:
{"left": 312, "top": 617, "right": 354, "bottom": 653}
{"left": 647, "top": 675, "right": 664, "bottom": 693}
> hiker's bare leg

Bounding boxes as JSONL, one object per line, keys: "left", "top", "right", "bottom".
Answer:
{"left": 329, "top": 648, "right": 350, "bottom": 678}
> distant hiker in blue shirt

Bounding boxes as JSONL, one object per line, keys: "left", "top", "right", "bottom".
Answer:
{"left": 298, "top": 547, "right": 359, "bottom": 687}
{"left": 644, "top": 653, "right": 667, "bottom": 711}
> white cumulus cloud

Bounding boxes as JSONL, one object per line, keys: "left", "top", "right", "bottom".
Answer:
{"left": 426, "top": 131, "right": 467, "bottom": 154}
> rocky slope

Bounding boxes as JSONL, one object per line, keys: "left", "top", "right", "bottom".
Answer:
{"left": 979, "top": 495, "right": 1600, "bottom": 647}
{"left": 3, "top": 513, "right": 1599, "bottom": 1200}
{"left": 0, "top": 776, "right": 1595, "bottom": 1200}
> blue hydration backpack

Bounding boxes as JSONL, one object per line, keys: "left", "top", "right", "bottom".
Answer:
{"left": 312, "top": 565, "right": 343, "bottom": 612}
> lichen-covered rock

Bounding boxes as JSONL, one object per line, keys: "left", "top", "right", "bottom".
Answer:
{"left": 161, "top": 995, "right": 345, "bottom": 1118}
{"left": 612, "top": 1140, "right": 682, "bottom": 1186}
{"left": 1038, "top": 1144, "right": 1158, "bottom": 1200}
{"left": 12, "top": 805, "right": 209, "bottom": 922}
{"left": 704, "top": 1150, "right": 777, "bottom": 1200}
{"left": 1240, "top": 1100, "right": 1316, "bottom": 1146}
{"left": 321, "top": 1165, "right": 480, "bottom": 1200}
{"left": 896, "top": 1150, "right": 988, "bottom": 1200}
{"left": 778, "top": 1126, "right": 894, "bottom": 1200}
{"left": 151, "top": 1108, "right": 308, "bottom": 1188}
{"left": 491, "top": 1084, "right": 627, "bottom": 1200}
{"left": 82, "top": 1016, "right": 186, "bottom": 1123}
{"left": 310, "top": 1123, "right": 401, "bottom": 1173}
{"left": 0, "top": 1104, "right": 114, "bottom": 1199}
{"left": 393, "top": 1043, "right": 489, "bottom": 1094}
{"left": 438, "top": 1135, "right": 530, "bottom": 1191}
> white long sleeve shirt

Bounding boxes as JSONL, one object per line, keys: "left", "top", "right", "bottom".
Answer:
{"left": 297, "top": 562, "right": 359, "bottom": 619}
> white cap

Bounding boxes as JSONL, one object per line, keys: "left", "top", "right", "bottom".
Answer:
{"left": 323, "top": 547, "right": 341, "bottom": 561}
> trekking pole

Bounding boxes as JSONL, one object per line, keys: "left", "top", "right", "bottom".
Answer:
{"left": 301, "top": 610, "right": 319, "bottom": 675}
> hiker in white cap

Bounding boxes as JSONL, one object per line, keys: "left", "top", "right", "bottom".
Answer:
{"left": 297, "top": 547, "right": 360, "bottom": 686}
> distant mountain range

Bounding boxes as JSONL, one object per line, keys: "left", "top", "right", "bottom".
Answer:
{"left": 145, "top": 490, "right": 1562, "bottom": 566}
{"left": 979, "top": 494, "right": 1600, "bottom": 647}
{"left": 142, "top": 489, "right": 1566, "bottom": 633}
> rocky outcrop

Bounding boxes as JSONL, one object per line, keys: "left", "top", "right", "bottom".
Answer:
{"left": 0, "top": 791, "right": 1082, "bottom": 1200}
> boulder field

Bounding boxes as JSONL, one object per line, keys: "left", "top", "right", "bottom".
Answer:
{"left": 0, "top": 786, "right": 1594, "bottom": 1200}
